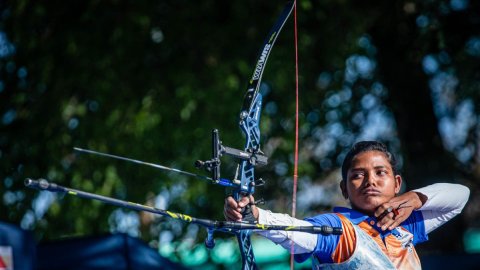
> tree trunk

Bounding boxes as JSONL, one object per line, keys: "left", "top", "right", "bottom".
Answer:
{"left": 369, "top": 0, "right": 465, "bottom": 253}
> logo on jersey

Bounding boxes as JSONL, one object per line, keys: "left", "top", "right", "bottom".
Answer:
{"left": 391, "top": 228, "right": 414, "bottom": 253}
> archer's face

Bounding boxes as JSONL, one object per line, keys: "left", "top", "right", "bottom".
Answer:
{"left": 341, "top": 151, "right": 401, "bottom": 215}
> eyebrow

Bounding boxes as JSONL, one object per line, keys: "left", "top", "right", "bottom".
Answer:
{"left": 349, "top": 165, "right": 389, "bottom": 171}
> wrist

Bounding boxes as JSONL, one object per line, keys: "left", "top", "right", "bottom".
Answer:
{"left": 257, "top": 208, "right": 269, "bottom": 223}
{"left": 411, "top": 191, "right": 427, "bottom": 210}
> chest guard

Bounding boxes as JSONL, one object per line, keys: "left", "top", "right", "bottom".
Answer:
{"left": 312, "top": 223, "right": 397, "bottom": 270}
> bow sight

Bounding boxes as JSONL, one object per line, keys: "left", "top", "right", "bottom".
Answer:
{"left": 194, "top": 129, "right": 267, "bottom": 188}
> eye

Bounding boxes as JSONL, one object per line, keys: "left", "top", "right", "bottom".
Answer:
{"left": 377, "top": 170, "right": 388, "bottom": 176}
{"left": 350, "top": 172, "right": 364, "bottom": 180}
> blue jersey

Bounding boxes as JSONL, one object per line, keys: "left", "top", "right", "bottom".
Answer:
{"left": 295, "top": 207, "right": 428, "bottom": 269}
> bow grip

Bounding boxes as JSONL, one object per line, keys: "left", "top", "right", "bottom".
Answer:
{"left": 231, "top": 192, "right": 256, "bottom": 223}
{"left": 241, "top": 204, "right": 256, "bottom": 223}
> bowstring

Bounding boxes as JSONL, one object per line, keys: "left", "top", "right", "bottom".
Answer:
{"left": 291, "top": 0, "right": 299, "bottom": 269}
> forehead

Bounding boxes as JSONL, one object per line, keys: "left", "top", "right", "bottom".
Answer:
{"left": 349, "top": 150, "right": 391, "bottom": 168}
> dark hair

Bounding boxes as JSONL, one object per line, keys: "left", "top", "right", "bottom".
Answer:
{"left": 341, "top": 141, "right": 399, "bottom": 181}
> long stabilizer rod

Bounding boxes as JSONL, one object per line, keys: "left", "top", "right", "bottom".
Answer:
{"left": 24, "top": 178, "right": 343, "bottom": 235}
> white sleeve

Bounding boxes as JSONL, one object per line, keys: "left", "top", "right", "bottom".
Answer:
{"left": 413, "top": 183, "right": 470, "bottom": 234}
{"left": 254, "top": 208, "right": 318, "bottom": 254}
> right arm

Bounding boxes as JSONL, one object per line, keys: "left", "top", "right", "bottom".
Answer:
{"left": 413, "top": 183, "right": 470, "bottom": 233}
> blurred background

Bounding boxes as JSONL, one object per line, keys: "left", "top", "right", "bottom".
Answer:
{"left": 1, "top": 0, "right": 479, "bottom": 269}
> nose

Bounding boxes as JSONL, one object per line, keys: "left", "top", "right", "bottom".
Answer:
{"left": 364, "top": 172, "right": 377, "bottom": 186}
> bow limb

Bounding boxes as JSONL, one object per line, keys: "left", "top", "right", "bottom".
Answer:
{"left": 234, "top": 2, "right": 295, "bottom": 269}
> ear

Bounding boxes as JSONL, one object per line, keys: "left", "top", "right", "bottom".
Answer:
{"left": 340, "top": 180, "right": 348, "bottom": 199}
{"left": 394, "top": 175, "right": 402, "bottom": 194}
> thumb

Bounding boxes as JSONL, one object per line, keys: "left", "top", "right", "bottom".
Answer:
{"left": 237, "top": 194, "right": 254, "bottom": 208}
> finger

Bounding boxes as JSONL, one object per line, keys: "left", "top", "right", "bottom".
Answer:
{"left": 223, "top": 203, "right": 230, "bottom": 220}
{"left": 225, "top": 210, "right": 242, "bottom": 221}
{"left": 248, "top": 194, "right": 255, "bottom": 205}
{"left": 225, "top": 196, "right": 239, "bottom": 206}
{"left": 224, "top": 197, "right": 243, "bottom": 220}
{"left": 237, "top": 195, "right": 254, "bottom": 208}
{"left": 229, "top": 197, "right": 249, "bottom": 213}
{"left": 380, "top": 216, "right": 397, "bottom": 231}
{"left": 224, "top": 204, "right": 243, "bottom": 221}
{"left": 387, "top": 209, "right": 407, "bottom": 230}
{"left": 376, "top": 206, "right": 393, "bottom": 221}
{"left": 374, "top": 204, "right": 391, "bottom": 219}
{"left": 377, "top": 212, "right": 394, "bottom": 228}
{"left": 386, "top": 211, "right": 405, "bottom": 230}
{"left": 387, "top": 218, "right": 402, "bottom": 231}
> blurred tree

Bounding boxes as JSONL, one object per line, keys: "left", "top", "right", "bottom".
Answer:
{"left": 366, "top": 0, "right": 480, "bottom": 253}
{"left": 1, "top": 0, "right": 479, "bottom": 268}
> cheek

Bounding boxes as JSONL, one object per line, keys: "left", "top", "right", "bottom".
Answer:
{"left": 347, "top": 180, "right": 362, "bottom": 192}
{"left": 380, "top": 179, "right": 398, "bottom": 194}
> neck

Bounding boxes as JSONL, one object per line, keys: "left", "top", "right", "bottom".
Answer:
{"left": 350, "top": 204, "right": 375, "bottom": 216}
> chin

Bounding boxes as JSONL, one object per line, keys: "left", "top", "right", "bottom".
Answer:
{"left": 364, "top": 196, "right": 387, "bottom": 206}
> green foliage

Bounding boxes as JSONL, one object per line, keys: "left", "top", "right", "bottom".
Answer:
{"left": 1, "top": 0, "right": 480, "bottom": 267}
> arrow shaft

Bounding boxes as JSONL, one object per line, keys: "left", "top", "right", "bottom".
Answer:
{"left": 73, "top": 147, "right": 236, "bottom": 188}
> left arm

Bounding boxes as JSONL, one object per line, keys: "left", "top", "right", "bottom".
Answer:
{"left": 224, "top": 195, "right": 318, "bottom": 254}
{"left": 255, "top": 208, "right": 318, "bottom": 254}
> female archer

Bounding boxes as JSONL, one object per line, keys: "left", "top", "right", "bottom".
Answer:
{"left": 224, "top": 141, "right": 470, "bottom": 269}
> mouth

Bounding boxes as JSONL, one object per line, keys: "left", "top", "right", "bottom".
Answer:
{"left": 362, "top": 188, "right": 381, "bottom": 195}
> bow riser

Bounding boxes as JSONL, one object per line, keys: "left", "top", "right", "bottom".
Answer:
{"left": 238, "top": 93, "right": 263, "bottom": 194}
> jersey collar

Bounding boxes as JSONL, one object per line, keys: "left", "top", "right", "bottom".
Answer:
{"left": 334, "top": 206, "right": 394, "bottom": 237}
{"left": 333, "top": 207, "right": 369, "bottom": 225}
